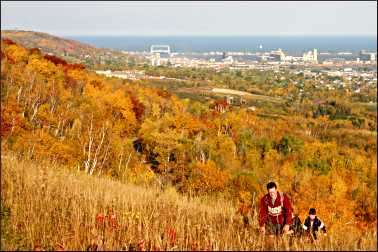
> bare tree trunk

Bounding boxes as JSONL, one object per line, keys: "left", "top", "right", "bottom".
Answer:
{"left": 17, "top": 87, "right": 23, "bottom": 104}
{"left": 200, "top": 150, "right": 206, "bottom": 164}
{"left": 125, "top": 152, "right": 132, "bottom": 170}
{"left": 117, "top": 147, "right": 124, "bottom": 174}
{"left": 55, "top": 120, "right": 61, "bottom": 136}
{"left": 30, "top": 96, "right": 41, "bottom": 121}
{"left": 28, "top": 143, "right": 35, "bottom": 160}
{"left": 89, "top": 125, "right": 106, "bottom": 175}
{"left": 98, "top": 141, "right": 110, "bottom": 176}
{"left": 50, "top": 80, "right": 57, "bottom": 114}
{"left": 84, "top": 115, "right": 94, "bottom": 174}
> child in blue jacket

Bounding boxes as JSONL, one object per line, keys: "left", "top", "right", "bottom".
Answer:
{"left": 302, "top": 208, "right": 327, "bottom": 240}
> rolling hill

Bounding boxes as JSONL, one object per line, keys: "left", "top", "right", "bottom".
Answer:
{"left": 1, "top": 30, "right": 144, "bottom": 69}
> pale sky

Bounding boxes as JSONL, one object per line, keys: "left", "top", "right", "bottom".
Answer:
{"left": 1, "top": 1, "right": 377, "bottom": 36}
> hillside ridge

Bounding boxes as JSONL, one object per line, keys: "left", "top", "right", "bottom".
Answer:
{"left": 1, "top": 30, "right": 142, "bottom": 69}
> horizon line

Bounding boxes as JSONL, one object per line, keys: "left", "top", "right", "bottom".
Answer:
{"left": 61, "top": 33, "right": 378, "bottom": 37}
{"left": 2, "top": 29, "right": 377, "bottom": 37}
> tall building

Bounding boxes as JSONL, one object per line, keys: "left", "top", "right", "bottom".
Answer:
{"left": 313, "top": 49, "right": 318, "bottom": 63}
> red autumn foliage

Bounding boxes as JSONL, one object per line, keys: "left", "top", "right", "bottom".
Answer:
{"left": 0, "top": 120, "right": 13, "bottom": 137}
{"left": 64, "top": 75, "right": 78, "bottom": 89}
{"left": 212, "top": 99, "right": 229, "bottom": 113}
{"left": 2, "top": 38, "right": 16, "bottom": 45}
{"left": 156, "top": 89, "right": 171, "bottom": 99}
{"left": 129, "top": 94, "right": 145, "bottom": 121}
{"left": 44, "top": 54, "right": 68, "bottom": 66}
{"left": 43, "top": 53, "right": 85, "bottom": 70}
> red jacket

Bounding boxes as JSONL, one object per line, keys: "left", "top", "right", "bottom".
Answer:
{"left": 259, "top": 191, "right": 293, "bottom": 227}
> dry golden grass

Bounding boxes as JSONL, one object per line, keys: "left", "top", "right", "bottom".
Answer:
{"left": 1, "top": 154, "right": 376, "bottom": 251}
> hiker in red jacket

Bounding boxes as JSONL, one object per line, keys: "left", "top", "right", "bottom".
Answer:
{"left": 259, "top": 182, "right": 293, "bottom": 248}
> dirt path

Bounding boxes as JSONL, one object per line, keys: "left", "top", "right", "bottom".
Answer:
{"left": 176, "top": 87, "right": 284, "bottom": 103}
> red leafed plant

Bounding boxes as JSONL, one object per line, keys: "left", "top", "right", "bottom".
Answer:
{"left": 108, "top": 213, "right": 118, "bottom": 228}
{"left": 96, "top": 207, "right": 119, "bottom": 230}
{"left": 165, "top": 226, "right": 177, "bottom": 243}
{"left": 95, "top": 213, "right": 105, "bottom": 224}
{"left": 137, "top": 239, "right": 146, "bottom": 251}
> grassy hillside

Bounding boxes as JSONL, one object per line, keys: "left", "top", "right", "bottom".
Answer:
{"left": 1, "top": 38, "right": 377, "bottom": 250}
{"left": 1, "top": 154, "right": 376, "bottom": 251}
{"left": 1, "top": 30, "right": 144, "bottom": 69}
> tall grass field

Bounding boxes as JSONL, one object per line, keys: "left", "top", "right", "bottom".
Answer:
{"left": 1, "top": 154, "right": 376, "bottom": 251}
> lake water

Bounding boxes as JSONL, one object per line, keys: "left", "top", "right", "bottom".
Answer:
{"left": 66, "top": 35, "right": 377, "bottom": 54}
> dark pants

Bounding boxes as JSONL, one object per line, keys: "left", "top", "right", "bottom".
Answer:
{"left": 266, "top": 221, "right": 283, "bottom": 236}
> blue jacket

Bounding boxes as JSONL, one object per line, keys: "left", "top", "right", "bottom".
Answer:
{"left": 302, "top": 216, "right": 327, "bottom": 239}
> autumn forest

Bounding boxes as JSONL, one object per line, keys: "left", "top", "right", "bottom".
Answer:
{"left": 1, "top": 37, "right": 377, "bottom": 250}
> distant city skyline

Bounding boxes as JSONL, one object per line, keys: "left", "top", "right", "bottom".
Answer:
{"left": 1, "top": 1, "right": 377, "bottom": 36}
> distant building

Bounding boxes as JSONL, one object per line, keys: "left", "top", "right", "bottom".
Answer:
{"left": 359, "top": 50, "right": 376, "bottom": 62}
{"left": 222, "top": 55, "right": 234, "bottom": 64}
{"left": 95, "top": 70, "right": 112, "bottom": 77}
{"left": 150, "top": 45, "right": 171, "bottom": 54}
{"left": 270, "top": 48, "right": 286, "bottom": 61}
{"left": 313, "top": 48, "right": 318, "bottom": 63}
{"left": 150, "top": 45, "right": 172, "bottom": 66}
{"left": 302, "top": 48, "right": 318, "bottom": 63}
{"left": 151, "top": 52, "right": 161, "bottom": 66}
